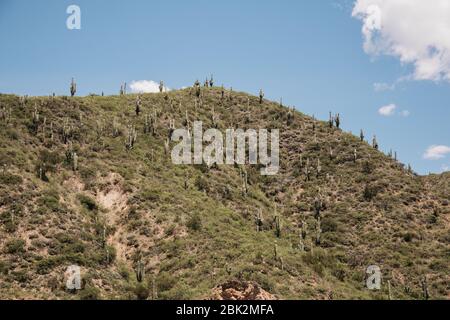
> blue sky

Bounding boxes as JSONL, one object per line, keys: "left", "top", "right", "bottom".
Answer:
{"left": 0, "top": 0, "right": 449, "bottom": 174}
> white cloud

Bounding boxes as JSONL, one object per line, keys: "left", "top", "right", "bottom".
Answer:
{"left": 129, "top": 80, "right": 170, "bottom": 93}
{"left": 378, "top": 104, "right": 396, "bottom": 116}
{"left": 423, "top": 145, "right": 450, "bottom": 160}
{"left": 353, "top": 0, "right": 450, "bottom": 82}
{"left": 442, "top": 164, "right": 449, "bottom": 172}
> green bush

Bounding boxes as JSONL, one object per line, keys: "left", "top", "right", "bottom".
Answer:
{"left": 4, "top": 238, "right": 25, "bottom": 254}
{"left": 187, "top": 214, "right": 202, "bottom": 231}
{"left": 78, "top": 194, "right": 98, "bottom": 211}
{"left": 79, "top": 285, "right": 101, "bottom": 300}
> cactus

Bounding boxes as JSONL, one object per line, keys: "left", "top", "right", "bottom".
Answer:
{"left": 152, "top": 275, "right": 158, "bottom": 300}
{"left": 102, "top": 224, "right": 107, "bottom": 248}
{"left": 298, "top": 235, "right": 305, "bottom": 252}
{"left": 360, "top": 129, "right": 365, "bottom": 142}
{"left": 274, "top": 211, "right": 281, "bottom": 238}
{"left": 329, "top": 112, "right": 333, "bottom": 128}
{"left": 315, "top": 216, "right": 322, "bottom": 245}
{"left": 316, "top": 158, "right": 321, "bottom": 178}
{"left": 388, "top": 280, "right": 393, "bottom": 300}
{"left": 334, "top": 113, "right": 340, "bottom": 128}
{"left": 164, "top": 137, "right": 170, "bottom": 155}
{"left": 255, "top": 209, "right": 263, "bottom": 232}
{"left": 314, "top": 195, "right": 323, "bottom": 219}
{"left": 125, "top": 125, "right": 137, "bottom": 150}
{"left": 70, "top": 78, "right": 77, "bottom": 97}
{"left": 194, "top": 80, "right": 201, "bottom": 97}
{"left": 221, "top": 85, "right": 225, "bottom": 100}
{"left": 301, "top": 220, "right": 307, "bottom": 240}
{"left": 274, "top": 242, "right": 278, "bottom": 260}
{"left": 72, "top": 152, "right": 78, "bottom": 171}
{"left": 135, "top": 255, "right": 145, "bottom": 283}
{"left": 135, "top": 95, "right": 141, "bottom": 116}
{"left": 304, "top": 158, "right": 310, "bottom": 181}
{"left": 372, "top": 135, "right": 379, "bottom": 150}
{"left": 259, "top": 89, "right": 264, "bottom": 104}
{"left": 421, "top": 276, "right": 429, "bottom": 300}
{"left": 184, "top": 173, "right": 189, "bottom": 190}
{"left": 159, "top": 80, "right": 164, "bottom": 93}
{"left": 209, "top": 75, "right": 214, "bottom": 87}
{"left": 113, "top": 117, "right": 120, "bottom": 137}
{"left": 240, "top": 167, "right": 248, "bottom": 196}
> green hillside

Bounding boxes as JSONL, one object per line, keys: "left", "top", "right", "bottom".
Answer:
{"left": 0, "top": 85, "right": 448, "bottom": 300}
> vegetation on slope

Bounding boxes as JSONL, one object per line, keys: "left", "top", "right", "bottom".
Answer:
{"left": 0, "top": 83, "right": 448, "bottom": 300}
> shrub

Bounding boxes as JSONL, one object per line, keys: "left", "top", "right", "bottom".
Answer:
{"left": 187, "top": 214, "right": 202, "bottom": 231}
{"left": 4, "top": 238, "right": 25, "bottom": 254}
{"left": 78, "top": 194, "right": 98, "bottom": 211}
{"left": 134, "top": 283, "right": 150, "bottom": 300}
{"left": 79, "top": 285, "right": 101, "bottom": 300}
{"left": 157, "top": 272, "right": 177, "bottom": 292}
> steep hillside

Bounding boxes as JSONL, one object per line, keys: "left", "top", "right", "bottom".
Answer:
{"left": 0, "top": 85, "right": 448, "bottom": 300}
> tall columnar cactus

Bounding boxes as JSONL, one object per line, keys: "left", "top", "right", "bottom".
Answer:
{"left": 255, "top": 209, "right": 263, "bottom": 232}
{"left": 329, "top": 112, "right": 333, "bottom": 128}
{"left": 314, "top": 195, "right": 323, "bottom": 219}
{"left": 301, "top": 220, "right": 307, "bottom": 240}
{"left": 240, "top": 168, "right": 248, "bottom": 196}
{"left": 113, "top": 117, "right": 120, "bottom": 137}
{"left": 70, "top": 78, "right": 77, "bottom": 97}
{"left": 334, "top": 113, "right": 340, "bottom": 128}
{"left": 164, "top": 137, "right": 170, "bottom": 155}
{"left": 273, "top": 242, "right": 278, "bottom": 260}
{"left": 136, "top": 255, "right": 145, "bottom": 283}
{"left": 372, "top": 135, "right": 379, "bottom": 150}
{"left": 221, "top": 85, "right": 225, "bottom": 100}
{"left": 194, "top": 80, "right": 201, "bottom": 98}
{"left": 259, "top": 89, "right": 264, "bottom": 104}
{"left": 305, "top": 158, "right": 310, "bottom": 181}
{"left": 388, "top": 280, "right": 393, "bottom": 300}
{"left": 125, "top": 125, "right": 137, "bottom": 150}
{"left": 298, "top": 235, "right": 305, "bottom": 252}
{"left": 135, "top": 95, "right": 141, "bottom": 116}
{"left": 315, "top": 216, "right": 322, "bottom": 245}
{"left": 360, "top": 129, "right": 365, "bottom": 142}
{"left": 421, "top": 276, "right": 429, "bottom": 300}
{"left": 159, "top": 80, "right": 164, "bottom": 93}
{"left": 316, "top": 158, "right": 322, "bottom": 178}
{"left": 209, "top": 75, "right": 214, "bottom": 87}
{"left": 274, "top": 211, "right": 281, "bottom": 238}
{"left": 102, "top": 224, "right": 107, "bottom": 248}
{"left": 72, "top": 152, "right": 78, "bottom": 171}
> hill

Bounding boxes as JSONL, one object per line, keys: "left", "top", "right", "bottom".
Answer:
{"left": 0, "top": 85, "right": 448, "bottom": 300}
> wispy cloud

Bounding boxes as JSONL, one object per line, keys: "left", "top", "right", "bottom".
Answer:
{"left": 423, "top": 145, "right": 450, "bottom": 160}
{"left": 373, "top": 82, "right": 395, "bottom": 92}
{"left": 353, "top": 0, "right": 450, "bottom": 83}
{"left": 129, "top": 80, "right": 169, "bottom": 93}
{"left": 378, "top": 104, "right": 396, "bottom": 116}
